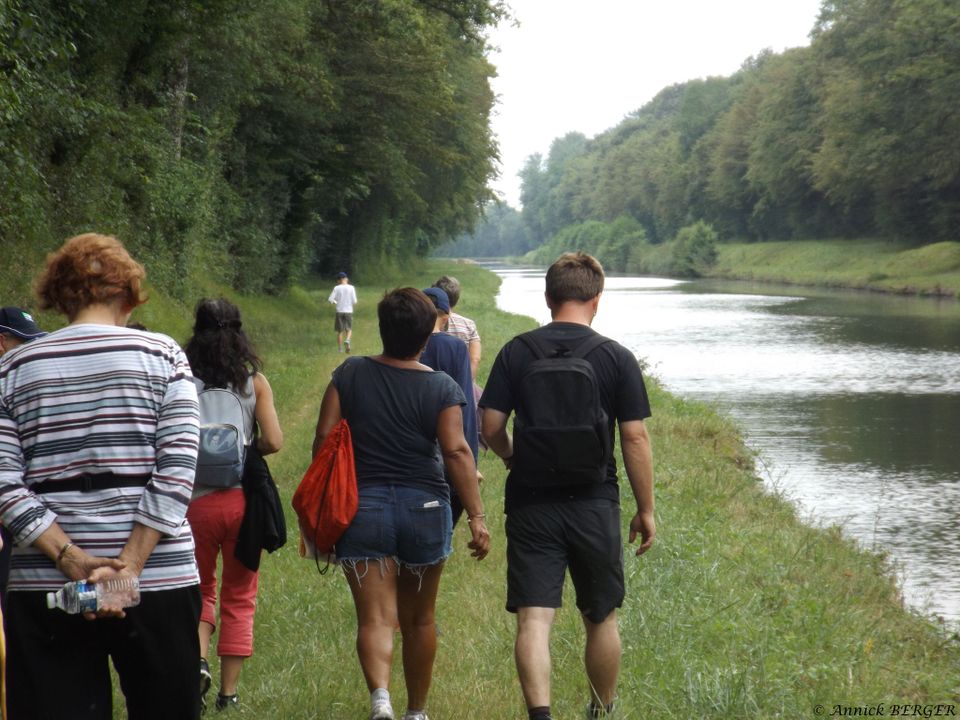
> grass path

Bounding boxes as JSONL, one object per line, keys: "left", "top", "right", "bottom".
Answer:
{"left": 122, "top": 261, "right": 959, "bottom": 718}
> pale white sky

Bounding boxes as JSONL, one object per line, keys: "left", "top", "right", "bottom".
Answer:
{"left": 486, "top": 0, "right": 825, "bottom": 206}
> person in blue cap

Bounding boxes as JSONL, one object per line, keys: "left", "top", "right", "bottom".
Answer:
{"left": 419, "top": 287, "right": 480, "bottom": 525}
{"left": 0, "top": 306, "right": 47, "bottom": 609}
{"left": 0, "top": 306, "right": 47, "bottom": 357}
{"left": 328, "top": 272, "right": 358, "bottom": 353}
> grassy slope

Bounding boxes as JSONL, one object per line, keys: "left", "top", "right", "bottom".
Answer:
{"left": 111, "top": 261, "right": 959, "bottom": 718}
{"left": 710, "top": 240, "right": 960, "bottom": 298}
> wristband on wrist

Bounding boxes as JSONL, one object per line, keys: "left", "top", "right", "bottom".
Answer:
{"left": 56, "top": 541, "right": 75, "bottom": 566}
{"left": 467, "top": 513, "right": 486, "bottom": 523}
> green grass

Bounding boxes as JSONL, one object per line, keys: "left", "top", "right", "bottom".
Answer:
{"left": 710, "top": 239, "right": 960, "bottom": 298}
{"left": 94, "top": 259, "right": 959, "bottom": 718}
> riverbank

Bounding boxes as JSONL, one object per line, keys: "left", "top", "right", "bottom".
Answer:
{"left": 710, "top": 239, "right": 960, "bottom": 298}
{"left": 116, "top": 261, "right": 959, "bottom": 718}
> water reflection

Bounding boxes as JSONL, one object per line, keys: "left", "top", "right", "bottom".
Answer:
{"left": 488, "top": 264, "right": 960, "bottom": 625}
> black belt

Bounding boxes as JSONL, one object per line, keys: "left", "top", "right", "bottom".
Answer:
{"left": 32, "top": 473, "right": 151, "bottom": 494}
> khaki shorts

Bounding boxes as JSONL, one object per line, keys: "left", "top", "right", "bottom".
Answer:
{"left": 334, "top": 312, "right": 353, "bottom": 332}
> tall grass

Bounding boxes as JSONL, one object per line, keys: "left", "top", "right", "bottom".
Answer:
{"left": 711, "top": 240, "right": 960, "bottom": 298}
{"left": 102, "top": 260, "right": 959, "bottom": 718}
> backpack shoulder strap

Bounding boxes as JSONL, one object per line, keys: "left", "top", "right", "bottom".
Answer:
{"left": 571, "top": 334, "right": 612, "bottom": 360}
{"left": 515, "top": 332, "right": 550, "bottom": 360}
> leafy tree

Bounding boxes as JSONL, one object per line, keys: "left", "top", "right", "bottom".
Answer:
{"left": 705, "top": 76, "right": 762, "bottom": 239}
{"left": 436, "top": 202, "right": 534, "bottom": 257}
{"left": 812, "top": 0, "right": 960, "bottom": 239}
{"left": 509, "top": 0, "right": 960, "bottom": 261}
{"left": 519, "top": 153, "right": 548, "bottom": 246}
{"left": 0, "top": 0, "right": 506, "bottom": 299}
{"left": 597, "top": 215, "right": 646, "bottom": 271}
{"left": 670, "top": 221, "right": 719, "bottom": 277}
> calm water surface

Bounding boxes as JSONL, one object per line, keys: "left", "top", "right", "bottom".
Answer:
{"left": 489, "top": 264, "right": 960, "bottom": 625}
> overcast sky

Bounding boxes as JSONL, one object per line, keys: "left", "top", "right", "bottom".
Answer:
{"left": 486, "top": 0, "right": 825, "bottom": 207}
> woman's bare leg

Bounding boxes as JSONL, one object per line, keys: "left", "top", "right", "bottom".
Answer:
{"left": 396, "top": 562, "right": 444, "bottom": 712}
{"left": 344, "top": 559, "right": 400, "bottom": 692}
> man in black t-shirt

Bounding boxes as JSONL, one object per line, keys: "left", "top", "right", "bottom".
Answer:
{"left": 480, "top": 252, "right": 655, "bottom": 720}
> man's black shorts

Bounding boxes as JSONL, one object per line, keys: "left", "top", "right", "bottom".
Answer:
{"left": 505, "top": 498, "right": 624, "bottom": 624}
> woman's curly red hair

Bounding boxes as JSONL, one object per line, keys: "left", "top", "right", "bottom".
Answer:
{"left": 35, "top": 234, "right": 147, "bottom": 319}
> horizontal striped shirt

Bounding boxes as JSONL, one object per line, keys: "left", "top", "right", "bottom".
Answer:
{"left": 444, "top": 312, "right": 480, "bottom": 345}
{"left": 0, "top": 324, "right": 200, "bottom": 592}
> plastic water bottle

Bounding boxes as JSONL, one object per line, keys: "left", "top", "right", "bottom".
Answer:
{"left": 46, "top": 577, "right": 141, "bottom": 614}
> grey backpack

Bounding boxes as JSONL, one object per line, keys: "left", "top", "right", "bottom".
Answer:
{"left": 194, "top": 379, "right": 248, "bottom": 488}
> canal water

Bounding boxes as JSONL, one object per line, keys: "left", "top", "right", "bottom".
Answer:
{"left": 488, "top": 264, "right": 960, "bottom": 625}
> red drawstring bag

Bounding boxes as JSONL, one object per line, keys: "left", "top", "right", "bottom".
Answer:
{"left": 292, "top": 419, "right": 358, "bottom": 565}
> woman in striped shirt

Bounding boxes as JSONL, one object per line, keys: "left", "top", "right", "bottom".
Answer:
{"left": 0, "top": 234, "right": 202, "bottom": 720}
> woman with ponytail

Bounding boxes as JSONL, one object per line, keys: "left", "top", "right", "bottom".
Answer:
{"left": 184, "top": 298, "right": 283, "bottom": 712}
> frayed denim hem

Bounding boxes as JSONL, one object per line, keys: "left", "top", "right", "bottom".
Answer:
{"left": 340, "top": 552, "right": 450, "bottom": 591}
{"left": 339, "top": 557, "right": 398, "bottom": 585}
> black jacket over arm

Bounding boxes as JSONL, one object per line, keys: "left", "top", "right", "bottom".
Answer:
{"left": 235, "top": 446, "right": 287, "bottom": 571}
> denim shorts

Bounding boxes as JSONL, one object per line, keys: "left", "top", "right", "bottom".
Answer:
{"left": 335, "top": 484, "right": 453, "bottom": 567}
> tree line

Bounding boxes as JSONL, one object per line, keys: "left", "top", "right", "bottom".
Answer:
{"left": 0, "top": 0, "right": 506, "bottom": 302}
{"left": 442, "top": 0, "right": 960, "bottom": 275}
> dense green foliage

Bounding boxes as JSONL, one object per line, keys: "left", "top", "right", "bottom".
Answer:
{"left": 451, "top": 0, "right": 960, "bottom": 274}
{"left": 0, "top": 0, "right": 505, "bottom": 303}
{"left": 433, "top": 201, "right": 534, "bottom": 258}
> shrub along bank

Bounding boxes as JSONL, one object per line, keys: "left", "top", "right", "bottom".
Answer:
{"left": 99, "top": 260, "right": 959, "bottom": 718}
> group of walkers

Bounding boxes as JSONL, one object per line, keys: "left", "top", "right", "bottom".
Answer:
{"left": 0, "top": 234, "right": 285, "bottom": 719}
{"left": 0, "top": 233, "right": 655, "bottom": 720}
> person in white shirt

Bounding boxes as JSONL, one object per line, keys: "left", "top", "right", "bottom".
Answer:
{"left": 328, "top": 272, "right": 358, "bottom": 353}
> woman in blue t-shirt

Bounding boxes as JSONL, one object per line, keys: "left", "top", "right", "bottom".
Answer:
{"left": 312, "top": 287, "right": 490, "bottom": 720}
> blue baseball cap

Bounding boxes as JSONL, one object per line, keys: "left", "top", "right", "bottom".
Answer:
{"left": 422, "top": 287, "right": 450, "bottom": 314}
{"left": 0, "top": 307, "right": 46, "bottom": 341}
{"left": 336, "top": 271, "right": 348, "bottom": 279}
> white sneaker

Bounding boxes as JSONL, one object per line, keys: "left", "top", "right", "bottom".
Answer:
{"left": 371, "top": 700, "right": 395, "bottom": 720}
{"left": 402, "top": 713, "right": 429, "bottom": 720}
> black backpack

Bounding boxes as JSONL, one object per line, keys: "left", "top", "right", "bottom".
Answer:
{"left": 512, "top": 332, "right": 612, "bottom": 486}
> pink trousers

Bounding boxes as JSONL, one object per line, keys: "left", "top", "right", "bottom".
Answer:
{"left": 187, "top": 488, "right": 258, "bottom": 657}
